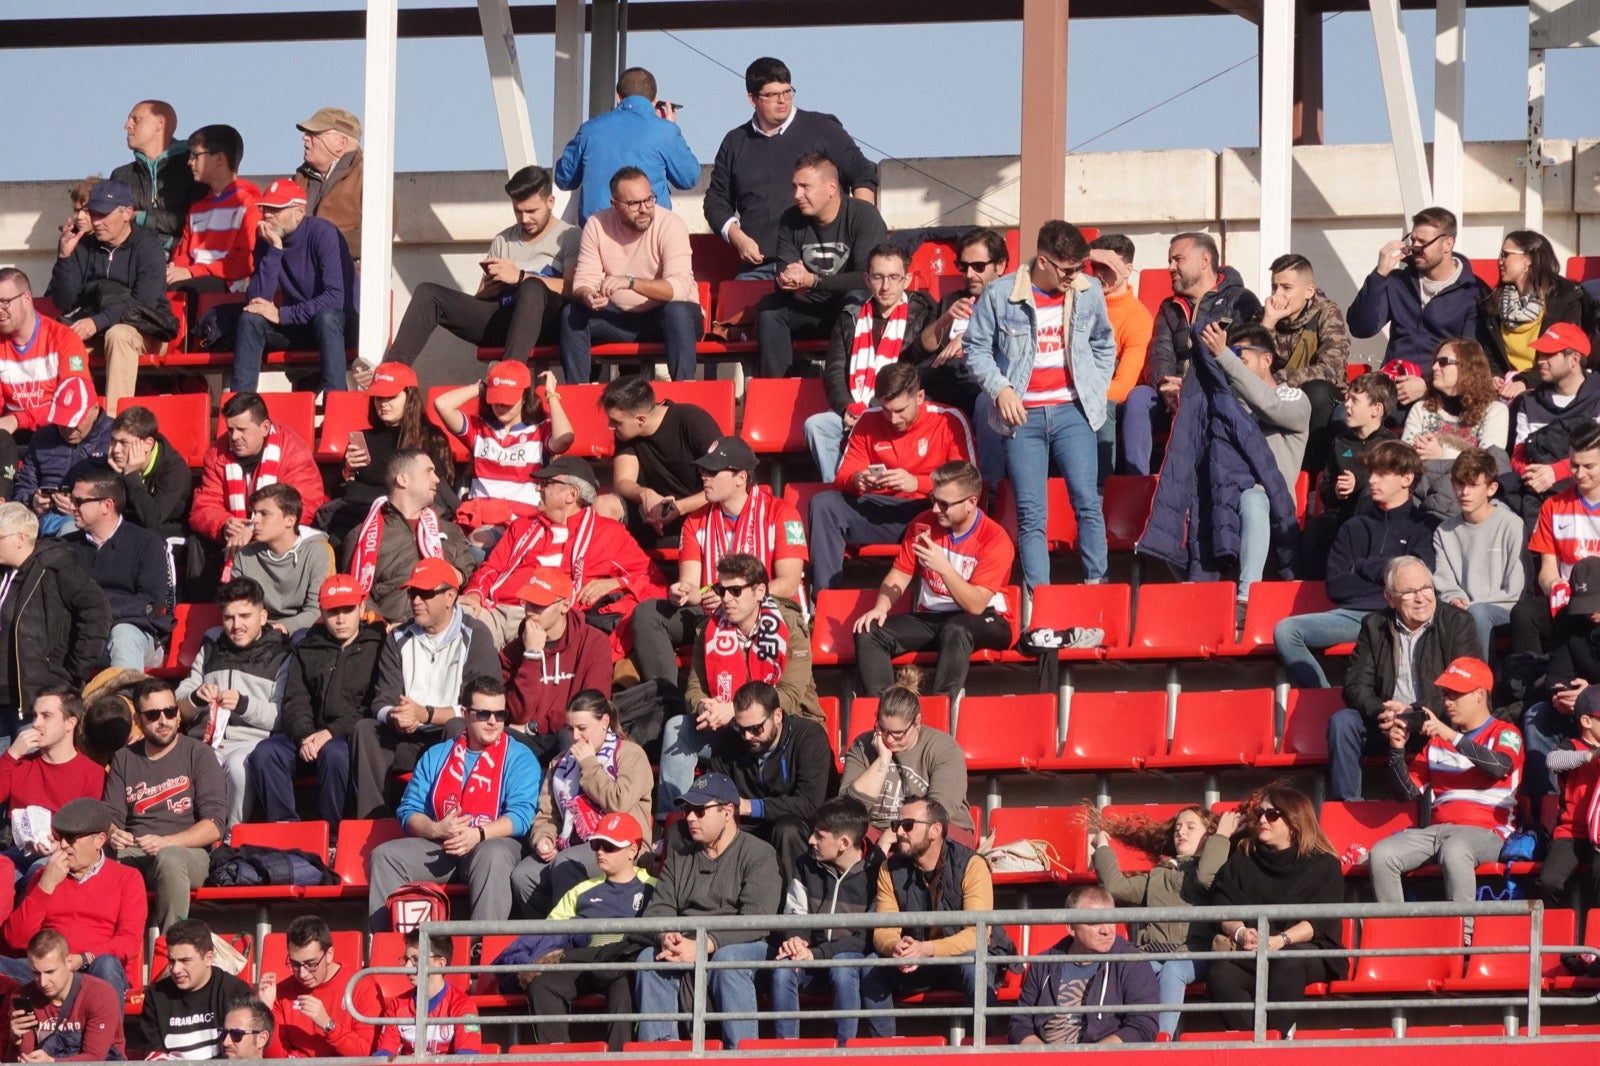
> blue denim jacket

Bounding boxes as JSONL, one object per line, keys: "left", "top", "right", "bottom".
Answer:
{"left": 963, "top": 268, "right": 1117, "bottom": 431}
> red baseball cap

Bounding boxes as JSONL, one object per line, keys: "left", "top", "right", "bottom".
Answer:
{"left": 47, "top": 377, "right": 97, "bottom": 428}
{"left": 318, "top": 574, "right": 365, "bottom": 610}
{"left": 368, "top": 363, "right": 417, "bottom": 398}
{"left": 1532, "top": 322, "right": 1592, "bottom": 358}
{"left": 589, "top": 812, "right": 645, "bottom": 848}
{"left": 402, "top": 557, "right": 460, "bottom": 592}
{"left": 1435, "top": 656, "right": 1493, "bottom": 694}
{"left": 516, "top": 567, "right": 574, "bottom": 607}
{"left": 484, "top": 360, "right": 531, "bottom": 405}
{"left": 257, "top": 179, "right": 307, "bottom": 209}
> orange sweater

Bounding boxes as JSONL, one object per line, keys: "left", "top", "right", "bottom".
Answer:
{"left": 1105, "top": 285, "right": 1156, "bottom": 403}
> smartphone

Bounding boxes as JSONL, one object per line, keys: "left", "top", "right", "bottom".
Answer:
{"left": 347, "top": 430, "right": 368, "bottom": 454}
{"left": 867, "top": 463, "right": 888, "bottom": 478}
{"left": 13, "top": 994, "right": 32, "bottom": 1014}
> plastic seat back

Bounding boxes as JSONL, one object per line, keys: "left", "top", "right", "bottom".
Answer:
{"left": 1148, "top": 688, "right": 1275, "bottom": 767}
{"left": 219, "top": 390, "right": 315, "bottom": 446}
{"left": 655, "top": 380, "right": 736, "bottom": 437}
{"left": 119, "top": 394, "right": 211, "bottom": 469}
{"left": 317, "top": 390, "right": 373, "bottom": 461}
{"left": 1028, "top": 583, "right": 1131, "bottom": 653}
{"left": 1059, "top": 691, "right": 1167, "bottom": 770}
{"left": 1233, "top": 580, "right": 1338, "bottom": 653}
{"left": 739, "top": 377, "right": 828, "bottom": 455}
{"left": 956, "top": 694, "right": 1058, "bottom": 771}
{"left": 1102, "top": 475, "right": 1158, "bottom": 552}
{"left": 1119, "top": 581, "right": 1235, "bottom": 658}
{"left": 846, "top": 695, "right": 950, "bottom": 743}
{"left": 331, "top": 818, "right": 406, "bottom": 889}
{"left": 230, "top": 821, "right": 330, "bottom": 863}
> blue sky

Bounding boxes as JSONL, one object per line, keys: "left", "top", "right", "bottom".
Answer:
{"left": 4, "top": 2, "right": 1596, "bottom": 182}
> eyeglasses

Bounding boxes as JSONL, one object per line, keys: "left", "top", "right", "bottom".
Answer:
{"left": 1404, "top": 231, "right": 1448, "bottom": 252}
{"left": 681, "top": 802, "right": 727, "bottom": 817}
{"left": 929, "top": 494, "right": 971, "bottom": 511}
{"left": 408, "top": 586, "right": 452, "bottom": 600}
{"left": 890, "top": 818, "right": 933, "bottom": 832}
{"left": 1257, "top": 807, "right": 1284, "bottom": 824}
{"left": 1038, "top": 256, "right": 1082, "bottom": 280}
{"left": 402, "top": 954, "right": 448, "bottom": 967}
{"left": 866, "top": 273, "right": 908, "bottom": 285}
{"left": 1393, "top": 584, "right": 1435, "bottom": 599}
{"left": 0, "top": 292, "right": 26, "bottom": 309}
{"left": 734, "top": 712, "right": 775, "bottom": 736}
{"left": 879, "top": 720, "right": 919, "bottom": 741}
{"left": 712, "top": 583, "right": 755, "bottom": 598}
{"left": 1497, "top": 249, "right": 1528, "bottom": 260}
{"left": 139, "top": 705, "right": 180, "bottom": 722}
{"left": 470, "top": 709, "right": 510, "bottom": 723}
{"left": 69, "top": 496, "right": 107, "bottom": 509}
{"left": 187, "top": 150, "right": 216, "bottom": 161}
{"left": 222, "top": 1029, "right": 265, "bottom": 1044}
{"left": 286, "top": 950, "right": 327, "bottom": 973}
{"left": 755, "top": 87, "right": 796, "bottom": 101}
{"left": 614, "top": 195, "right": 657, "bottom": 210}
{"left": 956, "top": 259, "right": 992, "bottom": 274}
{"left": 1433, "top": 357, "right": 1458, "bottom": 367}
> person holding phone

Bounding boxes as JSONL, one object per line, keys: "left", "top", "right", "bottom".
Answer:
{"left": 4, "top": 928, "right": 125, "bottom": 1063}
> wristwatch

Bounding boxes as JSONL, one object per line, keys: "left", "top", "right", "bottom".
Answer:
{"left": 320, "top": 1017, "right": 336, "bottom": 1034}
{"left": 626, "top": 274, "right": 636, "bottom": 289}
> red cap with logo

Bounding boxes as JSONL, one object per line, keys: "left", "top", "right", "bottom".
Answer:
{"left": 484, "top": 360, "right": 531, "bottom": 405}
{"left": 402, "top": 557, "right": 460, "bottom": 591}
{"left": 589, "top": 812, "right": 645, "bottom": 848}
{"left": 516, "top": 567, "right": 575, "bottom": 607}
{"left": 47, "top": 377, "right": 97, "bottom": 428}
{"left": 1434, "top": 655, "right": 1493, "bottom": 694}
{"left": 1531, "top": 321, "right": 1592, "bottom": 358}
{"left": 257, "top": 179, "right": 308, "bottom": 209}
{"left": 368, "top": 363, "right": 418, "bottom": 398}
{"left": 319, "top": 574, "right": 365, "bottom": 610}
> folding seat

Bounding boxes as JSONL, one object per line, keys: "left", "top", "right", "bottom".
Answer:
{"left": 738, "top": 377, "right": 828, "bottom": 457}
{"left": 369, "top": 930, "right": 472, "bottom": 993}
{"left": 555, "top": 381, "right": 613, "bottom": 459}
{"left": 1105, "top": 581, "right": 1235, "bottom": 661}
{"left": 1026, "top": 582, "right": 1131, "bottom": 660}
{"left": 1318, "top": 800, "right": 1416, "bottom": 875}
{"left": 1566, "top": 256, "right": 1600, "bottom": 284}
{"left": 845, "top": 695, "right": 951, "bottom": 743}
{"left": 1136, "top": 268, "right": 1174, "bottom": 316}
{"left": 302, "top": 818, "right": 405, "bottom": 899}
{"left": 844, "top": 1036, "right": 946, "bottom": 1047}
{"left": 955, "top": 694, "right": 1057, "bottom": 772}
{"left": 654, "top": 379, "right": 735, "bottom": 436}
{"left": 1058, "top": 691, "right": 1167, "bottom": 770}
{"left": 219, "top": 390, "right": 315, "bottom": 447}
{"left": 317, "top": 389, "right": 372, "bottom": 461}
{"left": 1326, "top": 916, "right": 1462, "bottom": 995}
{"left": 193, "top": 821, "right": 331, "bottom": 903}
{"left": 709, "top": 280, "right": 770, "bottom": 349}
{"left": 256, "top": 929, "right": 362, "bottom": 985}
{"left": 509, "top": 1044, "right": 610, "bottom": 1053}
{"left": 1435, "top": 909, "right": 1576, "bottom": 992}
{"left": 1102, "top": 475, "right": 1157, "bottom": 553}
{"left": 1547, "top": 915, "right": 1600, "bottom": 992}
{"left": 1222, "top": 580, "right": 1337, "bottom": 657}
{"left": 152, "top": 602, "right": 222, "bottom": 680}
{"left": 810, "top": 589, "right": 878, "bottom": 668}
{"left": 622, "top": 1040, "right": 725, "bottom": 1051}
{"left": 118, "top": 394, "right": 210, "bottom": 468}
{"left": 817, "top": 696, "right": 843, "bottom": 765}
{"left": 740, "top": 1038, "right": 837, "bottom": 1049}
{"left": 985, "top": 806, "right": 1088, "bottom": 885}
{"left": 991, "top": 478, "right": 1078, "bottom": 554}
{"left": 689, "top": 233, "right": 743, "bottom": 288}
{"left": 1255, "top": 688, "right": 1344, "bottom": 768}
{"left": 1144, "top": 688, "right": 1275, "bottom": 769}
{"left": 1469, "top": 259, "right": 1501, "bottom": 290}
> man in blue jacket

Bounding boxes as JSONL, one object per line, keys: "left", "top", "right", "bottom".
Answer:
{"left": 233, "top": 179, "right": 356, "bottom": 394}
{"left": 1347, "top": 206, "right": 1487, "bottom": 395}
{"left": 963, "top": 220, "right": 1116, "bottom": 591}
{"left": 366, "top": 675, "right": 540, "bottom": 931}
{"left": 555, "top": 67, "right": 700, "bottom": 224}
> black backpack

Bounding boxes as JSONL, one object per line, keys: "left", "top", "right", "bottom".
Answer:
{"left": 207, "top": 842, "right": 336, "bottom": 887}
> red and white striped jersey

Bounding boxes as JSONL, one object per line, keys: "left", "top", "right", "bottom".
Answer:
{"left": 1410, "top": 717, "right": 1524, "bottom": 836}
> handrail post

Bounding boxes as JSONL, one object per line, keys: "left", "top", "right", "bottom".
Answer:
{"left": 1527, "top": 901, "right": 1544, "bottom": 1036}
{"left": 1253, "top": 915, "right": 1270, "bottom": 1042}
{"left": 972, "top": 919, "right": 989, "bottom": 1048}
{"left": 691, "top": 926, "right": 708, "bottom": 1051}
{"left": 413, "top": 926, "right": 430, "bottom": 1061}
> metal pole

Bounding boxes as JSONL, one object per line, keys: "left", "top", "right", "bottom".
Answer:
{"left": 589, "top": 0, "right": 619, "bottom": 120}
{"left": 357, "top": 0, "right": 399, "bottom": 366}
{"left": 1367, "top": 0, "right": 1433, "bottom": 217}
{"left": 1252, "top": 916, "right": 1271, "bottom": 1041}
{"left": 413, "top": 927, "right": 430, "bottom": 1061}
{"left": 1259, "top": 0, "right": 1297, "bottom": 292}
{"left": 691, "top": 927, "right": 708, "bottom": 1051}
{"left": 1432, "top": 0, "right": 1466, "bottom": 217}
{"left": 1527, "top": 902, "right": 1544, "bottom": 1035}
{"left": 475, "top": 0, "right": 538, "bottom": 172}
{"left": 1017, "top": 0, "right": 1070, "bottom": 248}
{"left": 972, "top": 919, "right": 989, "bottom": 1048}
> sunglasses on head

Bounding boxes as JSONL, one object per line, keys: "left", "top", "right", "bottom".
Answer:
{"left": 140, "top": 705, "right": 180, "bottom": 722}
{"left": 470, "top": 709, "right": 510, "bottom": 723}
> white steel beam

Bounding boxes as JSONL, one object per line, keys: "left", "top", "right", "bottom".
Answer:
{"left": 1526, "top": 44, "right": 1547, "bottom": 231}
{"left": 357, "top": 0, "right": 398, "bottom": 367}
{"left": 1368, "top": 0, "right": 1433, "bottom": 217}
{"left": 1259, "top": 0, "right": 1296, "bottom": 290}
{"left": 475, "top": 0, "right": 538, "bottom": 172}
{"left": 551, "top": 0, "right": 584, "bottom": 165}
{"left": 1432, "top": 0, "right": 1466, "bottom": 217}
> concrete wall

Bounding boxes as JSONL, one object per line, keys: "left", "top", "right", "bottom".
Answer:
{"left": 4, "top": 138, "right": 1595, "bottom": 377}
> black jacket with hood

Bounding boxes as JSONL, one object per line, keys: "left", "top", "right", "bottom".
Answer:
{"left": 822, "top": 291, "right": 938, "bottom": 414}
{"left": 1146, "top": 265, "right": 1263, "bottom": 384}
{"left": 4, "top": 539, "right": 111, "bottom": 707}
{"left": 45, "top": 224, "right": 168, "bottom": 335}
{"left": 108, "top": 433, "right": 194, "bottom": 540}
{"left": 281, "top": 619, "right": 386, "bottom": 742}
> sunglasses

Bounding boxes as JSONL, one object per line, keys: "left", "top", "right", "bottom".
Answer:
{"left": 140, "top": 705, "right": 180, "bottom": 722}
{"left": 222, "top": 1030, "right": 265, "bottom": 1044}
{"left": 470, "top": 709, "right": 510, "bottom": 723}
{"left": 52, "top": 831, "right": 90, "bottom": 845}
{"left": 408, "top": 586, "right": 452, "bottom": 600}
{"left": 711, "top": 583, "right": 754, "bottom": 598}
{"left": 734, "top": 712, "right": 775, "bottom": 737}
{"left": 590, "top": 839, "right": 630, "bottom": 853}
{"left": 1257, "top": 807, "right": 1285, "bottom": 824}
{"left": 929, "top": 494, "right": 972, "bottom": 511}
{"left": 956, "top": 259, "right": 992, "bottom": 273}
{"left": 681, "top": 802, "right": 727, "bottom": 817}
{"left": 1433, "top": 357, "right": 1458, "bottom": 367}
{"left": 1404, "top": 232, "right": 1448, "bottom": 253}
{"left": 890, "top": 818, "right": 933, "bottom": 832}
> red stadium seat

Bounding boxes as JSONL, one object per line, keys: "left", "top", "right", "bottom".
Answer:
{"left": 1093, "top": 803, "right": 1194, "bottom": 875}
{"left": 153, "top": 602, "right": 222, "bottom": 680}
{"left": 193, "top": 822, "right": 331, "bottom": 905}
{"left": 1221, "top": 580, "right": 1337, "bottom": 657}
{"left": 1436, "top": 909, "right": 1576, "bottom": 992}
{"left": 1327, "top": 916, "right": 1462, "bottom": 995}
{"left": 689, "top": 233, "right": 744, "bottom": 287}
{"left": 1255, "top": 688, "right": 1343, "bottom": 768}
{"left": 711, "top": 280, "right": 770, "bottom": 343}
{"left": 1318, "top": 800, "right": 1417, "bottom": 875}
{"left": 1469, "top": 258, "right": 1501, "bottom": 290}
{"left": 1565, "top": 256, "right": 1600, "bottom": 284}
{"left": 303, "top": 818, "right": 405, "bottom": 898}
{"left": 1145, "top": 688, "right": 1275, "bottom": 769}
{"left": 1106, "top": 581, "right": 1235, "bottom": 661}
{"left": 257, "top": 929, "right": 362, "bottom": 985}
{"left": 118, "top": 394, "right": 211, "bottom": 469}
{"left": 818, "top": 696, "right": 843, "bottom": 762}
{"left": 956, "top": 694, "right": 1058, "bottom": 771}
{"left": 1136, "top": 268, "right": 1174, "bottom": 316}
{"left": 557, "top": 381, "right": 613, "bottom": 460}
{"left": 1026, "top": 583, "right": 1132, "bottom": 660}
{"left": 218, "top": 390, "right": 316, "bottom": 447}
{"left": 623, "top": 1041, "right": 724, "bottom": 1052}
{"left": 910, "top": 239, "right": 961, "bottom": 281}
{"left": 740, "top": 1038, "right": 838, "bottom": 1050}
{"left": 655, "top": 379, "right": 736, "bottom": 436}
{"left": 844, "top": 1036, "right": 947, "bottom": 1048}
{"left": 1294, "top": 1028, "right": 1400, "bottom": 1041}
{"left": 930, "top": 274, "right": 967, "bottom": 302}
{"left": 811, "top": 588, "right": 878, "bottom": 667}
{"left": 985, "top": 806, "right": 1088, "bottom": 884}
{"left": 424, "top": 386, "right": 477, "bottom": 464}
{"left": 369, "top": 930, "right": 471, "bottom": 991}
{"left": 1058, "top": 691, "right": 1167, "bottom": 770}
{"left": 846, "top": 695, "right": 951, "bottom": 742}
{"left": 317, "top": 389, "right": 373, "bottom": 461}
{"left": 783, "top": 482, "right": 901, "bottom": 560}
{"left": 1548, "top": 916, "right": 1600, "bottom": 992}
{"left": 991, "top": 478, "right": 1078, "bottom": 554}
{"left": 739, "top": 377, "right": 828, "bottom": 456}
{"left": 509, "top": 1043, "right": 609, "bottom": 1053}
{"left": 1102, "top": 475, "right": 1157, "bottom": 553}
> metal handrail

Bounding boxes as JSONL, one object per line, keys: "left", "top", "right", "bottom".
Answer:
{"left": 341, "top": 898, "right": 1593, "bottom": 1055}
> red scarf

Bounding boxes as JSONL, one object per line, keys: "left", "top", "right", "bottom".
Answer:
{"left": 845, "top": 297, "right": 908, "bottom": 417}
{"left": 698, "top": 487, "right": 777, "bottom": 576}
{"left": 483, "top": 508, "right": 596, "bottom": 602}
{"left": 701, "top": 597, "right": 789, "bottom": 702}
{"left": 349, "top": 497, "right": 443, "bottom": 595}
{"left": 430, "top": 732, "right": 510, "bottom": 827}
{"left": 219, "top": 422, "right": 283, "bottom": 581}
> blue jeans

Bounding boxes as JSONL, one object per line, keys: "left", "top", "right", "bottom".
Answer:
{"left": 770, "top": 951, "right": 864, "bottom": 1044}
{"left": 656, "top": 715, "right": 714, "bottom": 815}
{"left": 244, "top": 732, "right": 354, "bottom": 829}
{"left": 1007, "top": 401, "right": 1106, "bottom": 588}
{"left": 1522, "top": 700, "right": 1576, "bottom": 802}
{"left": 1326, "top": 705, "right": 1393, "bottom": 801}
{"left": 232, "top": 307, "right": 350, "bottom": 393}
{"left": 1273, "top": 606, "right": 1367, "bottom": 689}
{"left": 1466, "top": 602, "right": 1512, "bottom": 660}
{"left": 1238, "top": 486, "right": 1269, "bottom": 602}
{"left": 970, "top": 394, "right": 1008, "bottom": 490}
{"left": 0, "top": 953, "right": 130, "bottom": 1003}
{"left": 804, "top": 411, "right": 848, "bottom": 482}
{"left": 634, "top": 939, "right": 766, "bottom": 1048}
{"left": 1151, "top": 956, "right": 1202, "bottom": 1038}
{"left": 559, "top": 300, "right": 703, "bottom": 384}
{"left": 1095, "top": 400, "right": 1121, "bottom": 486}
{"left": 105, "top": 623, "right": 161, "bottom": 672}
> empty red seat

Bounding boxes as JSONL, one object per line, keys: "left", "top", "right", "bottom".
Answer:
{"left": 219, "top": 390, "right": 316, "bottom": 447}
{"left": 1255, "top": 688, "right": 1344, "bottom": 768}
{"left": 1469, "top": 258, "right": 1501, "bottom": 290}
{"left": 1136, "top": 268, "right": 1174, "bottom": 316}
{"left": 1327, "top": 915, "right": 1462, "bottom": 995}
{"left": 986, "top": 806, "right": 1087, "bottom": 884}
{"left": 118, "top": 394, "right": 211, "bottom": 469}
{"left": 303, "top": 818, "right": 405, "bottom": 898}
{"left": 738, "top": 377, "right": 827, "bottom": 456}
{"left": 1436, "top": 909, "right": 1576, "bottom": 992}
{"left": 152, "top": 602, "right": 222, "bottom": 680}
{"left": 1057, "top": 691, "right": 1167, "bottom": 770}
{"left": 1026, "top": 583, "right": 1131, "bottom": 660}
{"left": 844, "top": 1036, "right": 947, "bottom": 1048}
{"left": 1145, "top": 688, "right": 1275, "bottom": 769}
{"left": 654, "top": 379, "right": 736, "bottom": 436}
{"left": 811, "top": 589, "right": 877, "bottom": 667}
{"left": 1318, "top": 800, "right": 1416, "bottom": 874}
{"left": 1565, "top": 256, "right": 1600, "bottom": 284}
{"left": 622, "top": 1040, "right": 725, "bottom": 1052}
{"left": 509, "top": 1043, "right": 609, "bottom": 1053}
{"left": 1103, "top": 475, "right": 1157, "bottom": 553}
{"left": 956, "top": 694, "right": 1057, "bottom": 771}
{"left": 1222, "top": 580, "right": 1338, "bottom": 657}
{"left": 1106, "top": 581, "right": 1235, "bottom": 660}
{"left": 689, "top": 233, "right": 743, "bottom": 287}
{"left": 317, "top": 389, "right": 372, "bottom": 461}
{"left": 739, "top": 1038, "right": 837, "bottom": 1050}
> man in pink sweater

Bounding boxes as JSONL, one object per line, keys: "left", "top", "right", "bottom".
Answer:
{"left": 0, "top": 688, "right": 107, "bottom": 881}
{"left": 0, "top": 798, "right": 146, "bottom": 1001}
{"left": 558, "top": 166, "right": 701, "bottom": 384}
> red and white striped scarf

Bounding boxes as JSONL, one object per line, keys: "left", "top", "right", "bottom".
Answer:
{"left": 845, "top": 297, "right": 908, "bottom": 416}
{"left": 431, "top": 731, "right": 510, "bottom": 827}
{"left": 219, "top": 422, "right": 283, "bottom": 580}
{"left": 483, "top": 508, "right": 597, "bottom": 602}
{"left": 702, "top": 597, "right": 789, "bottom": 702}
{"left": 698, "top": 487, "right": 775, "bottom": 576}
{"left": 349, "top": 497, "right": 444, "bottom": 595}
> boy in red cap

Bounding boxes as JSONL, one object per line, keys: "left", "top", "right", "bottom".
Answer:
{"left": 500, "top": 567, "right": 612, "bottom": 762}
{"left": 1371, "top": 654, "right": 1523, "bottom": 925}
{"left": 246, "top": 574, "right": 386, "bottom": 828}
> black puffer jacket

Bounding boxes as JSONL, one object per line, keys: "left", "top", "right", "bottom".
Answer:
{"left": 1341, "top": 602, "right": 1479, "bottom": 722}
{"left": 1146, "top": 265, "right": 1263, "bottom": 383}
{"left": 6, "top": 539, "right": 111, "bottom": 706}
{"left": 280, "top": 620, "right": 385, "bottom": 742}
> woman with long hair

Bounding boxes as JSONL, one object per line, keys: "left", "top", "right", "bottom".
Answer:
{"left": 1090, "top": 803, "right": 1241, "bottom": 1037}
{"left": 1206, "top": 784, "right": 1345, "bottom": 1035}
{"left": 1482, "top": 229, "right": 1597, "bottom": 390}
{"left": 510, "top": 690, "right": 653, "bottom": 917}
{"left": 1402, "top": 338, "right": 1508, "bottom": 457}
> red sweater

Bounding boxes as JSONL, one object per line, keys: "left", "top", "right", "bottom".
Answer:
{"left": 267, "top": 963, "right": 381, "bottom": 1058}
{"left": 1, "top": 858, "right": 146, "bottom": 971}
{"left": 0, "top": 750, "right": 106, "bottom": 812}
{"left": 190, "top": 425, "right": 328, "bottom": 541}
{"left": 169, "top": 179, "right": 263, "bottom": 289}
